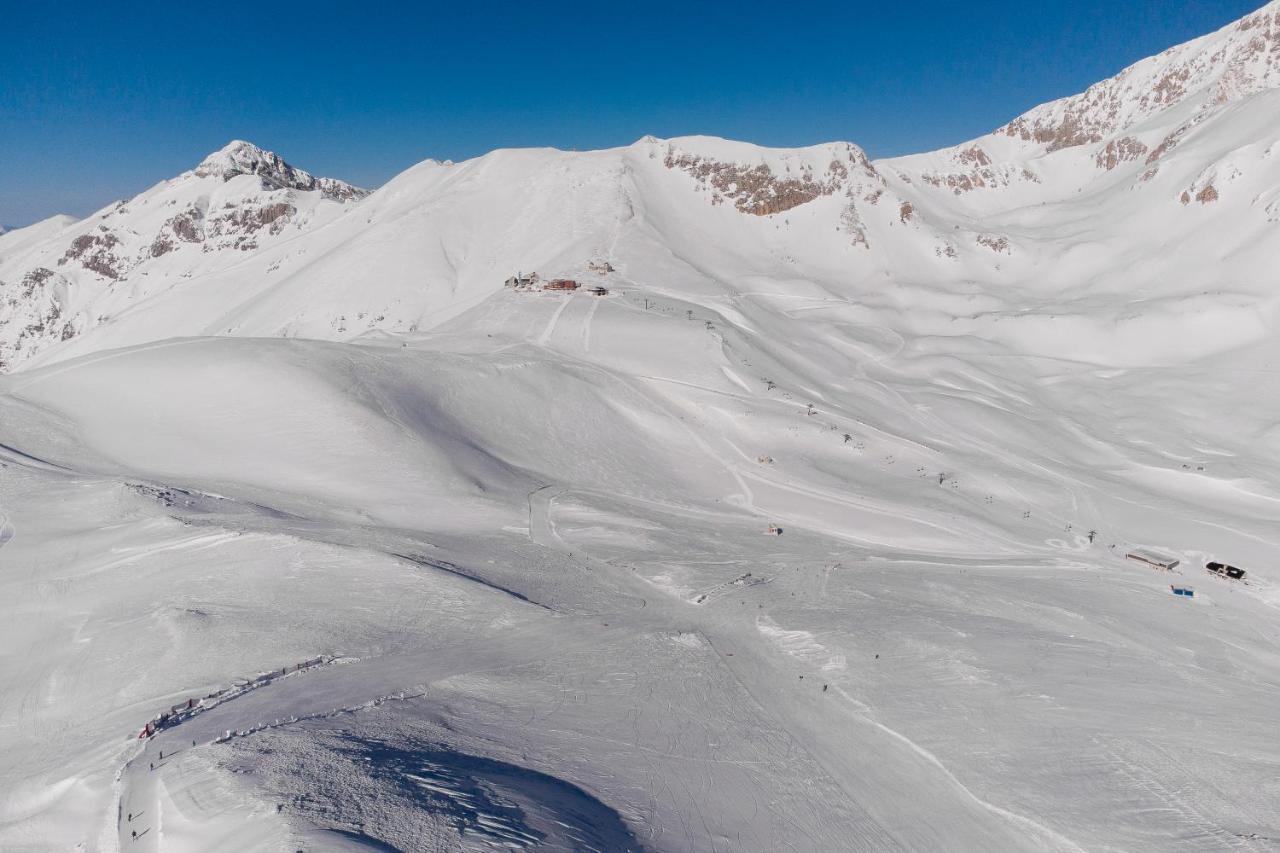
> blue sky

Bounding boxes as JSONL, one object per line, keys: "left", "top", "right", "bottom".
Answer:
{"left": 0, "top": 0, "right": 1264, "bottom": 226}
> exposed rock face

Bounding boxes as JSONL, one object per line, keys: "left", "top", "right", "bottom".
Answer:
{"left": 1095, "top": 136, "right": 1149, "bottom": 170}
{"left": 661, "top": 142, "right": 883, "bottom": 248}
{"left": 663, "top": 144, "right": 879, "bottom": 216}
{"left": 20, "top": 267, "right": 55, "bottom": 297}
{"left": 665, "top": 152, "right": 834, "bottom": 215}
{"left": 1137, "top": 113, "right": 1208, "bottom": 181}
{"left": 194, "top": 141, "right": 369, "bottom": 202}
{"left": 955, "top": 146, "right": 992, "bottom": 167}
{"left": 917, "top": 145, "right": 1040, "bottom": 194}
{"left": 58, "top": 231, "right": 122, "bottom": 279}
{"left": 840, "top": 201, "right": 870, "bottom": 249}
{"left": 976, "top": 234, "right": 1010, "bottom": 254}
{"left": 919, "top": 165, "right": 1039, "bottom": 194}
{"left": 206, "top": 202, "right": 298, "bottom": 250}
{"left": 0, "top": 267, "right": 71, "bottom": 370}
{"left": 169, "top": 209, "right": 204, "bottom": 243}
{"left": 997, "top": 3, "right": 1280, "bottom": 151}
{"left": 0, "top": 141, "right": 366, "bottom": 371}
{"left": 1146, "top": 131, "right": 1183, "bottom": 165}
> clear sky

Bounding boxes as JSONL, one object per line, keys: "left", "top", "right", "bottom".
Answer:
{"left": 0, "top": 0, "right": 1265, "bottom": 226}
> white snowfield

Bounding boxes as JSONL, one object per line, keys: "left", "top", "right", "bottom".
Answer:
{"left": 3, "top": 5, "right": 1280, "bottom": 852}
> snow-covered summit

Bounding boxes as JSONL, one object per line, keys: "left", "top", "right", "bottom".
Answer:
{"left": 5, "top": 6, "right": 1280, "bottom": 375}
{"left": 0, "top": 143, "right": 367, "bottom": 370}
{"left": 193, "top": 139, "right": 368, "bottom": 201}
{"left": 997, "top": 0, "right": 1280, "bottom": 151}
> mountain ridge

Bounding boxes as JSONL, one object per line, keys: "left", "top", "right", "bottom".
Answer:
{"left": 3, "top": 6, "right": 1280, "bottom": 850}
{"left": 3, "top": 1, "right": 1280, "bottom": 373}
{"left": 995, "top": 0, "right": 1280, "bottom": 152}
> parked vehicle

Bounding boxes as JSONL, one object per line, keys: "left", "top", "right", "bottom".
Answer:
{"left": 1206, "top": 561, "right": 1246, "bottom": 580}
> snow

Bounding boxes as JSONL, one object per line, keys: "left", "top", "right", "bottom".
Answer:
{"left": 3, "top": 4, "right": 1280, "bottom": 851}
{"left": 0, "top": 214, "right": 80, "bottom": 257}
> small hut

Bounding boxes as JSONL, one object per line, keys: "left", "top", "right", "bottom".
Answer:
{"left": 1126, "top": 549, "right": 1179, "bottom": 570}
{"left": 545, "top": 279, "right": 579, "bottom": 291}
{"left": 505, "top": 272, "right": 539, "bottom": 289}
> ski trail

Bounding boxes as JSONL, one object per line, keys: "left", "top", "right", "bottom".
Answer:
{"left": 0, "top": 508, "right": 13, "bottom": 551}
{"left": 581, "top": 293, "right": 602, "bottom": 353}
{"left": 1, "top": 337, "right": 209, "bottom": 396}
{"left": 828, "top": 683, "right": 1090, "bottom": 853}
{"left": 635, "top": 376, "right": 755, "bottom": 508}
{"left": 84, "top": 531, "right": 242, "bottom": 577}
{"left": 536, "top": 293, "right": 576, "bottom": 347}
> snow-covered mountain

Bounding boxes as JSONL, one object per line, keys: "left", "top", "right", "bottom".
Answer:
{"left": 2, "top": 5, "right": 1280, "bottom": 853}
{"left": 0, "top": 141, "right": 365, "bottom": 369}
{"left": 998, "top": 0, "right": 1280, "bottom": 152}
{"left": 5, "top": 33, "right": 1280, "bottom": 375}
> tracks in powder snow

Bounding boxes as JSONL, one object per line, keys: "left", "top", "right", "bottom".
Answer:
{"left": 114, "top": 618, "right": 627, "bottom": 851}
{"left": 0, "top": 507, "right": 12, "bottom": 551}
{"left": 522, "top": 482, "right": 1091, "bottom": 852}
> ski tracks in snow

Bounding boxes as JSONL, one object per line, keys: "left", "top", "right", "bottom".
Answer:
{"left": 827, "top": 682, "right": 1092, "bottom": 853}
{"left": 534, "top": 290, "right": 603, "bottom": 355}
{"left": 580, "top": 292, "right": 602, "bottom": 353}
{"left": 535, "top": 292, "right": 577, "bottom": 347}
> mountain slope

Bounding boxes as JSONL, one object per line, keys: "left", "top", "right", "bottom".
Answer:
{"left": 0, "top": 142, "right": 365, "bottom": 369}
{"left": 998, "top": 0, "right": 1280, "bottom": 152}
{"left": 2, "top": 4, "right": 1280, "bottom": 852}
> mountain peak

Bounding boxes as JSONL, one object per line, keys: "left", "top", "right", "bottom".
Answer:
{"left": 193, "top": 140, "right": 368, "bottom": 202}
{"left": 194, "top": 139, "right": 288, "bottom": 179}
{"left": 997, "top": 0, "right": 1280, "bottom": 152}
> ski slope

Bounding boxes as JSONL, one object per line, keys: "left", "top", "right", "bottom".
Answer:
{"left": 2, "top": 4, "right": 1280, "bottom": 851}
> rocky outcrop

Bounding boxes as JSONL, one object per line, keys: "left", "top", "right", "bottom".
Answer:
{"left": 665, "top": 152, "right": 834, "bottom": 215}
{"left": 0, "top": 141, "right": 366, "bottom": 372}
{"left": 976, "top": 234, "right": 1010, "bottom": 254}
{"left": 663, "top": 144, "right": 879, "bottom": 217}
{"left": 1095, "top": 136, "right": 1149, "bottom": 170}
{"left": 58, "top": 231, "right": 123, "bottom": 279}
{"left": 0, "top": 266, "right": 73, "bottom": 369}
{"left": 194, "top": 141, "right": 369, "bottom": 202}
{"left": 920, "top": 164, "right": 1039, "bottom": 194}
{"left": 997, "top": 3, "right": 1280, "bottom": 151}
{"left": 206, "top": 202, "right": 297, "bottom": 250}
{"left": 917, "top": 146, "right": 1039, "bottom": 194}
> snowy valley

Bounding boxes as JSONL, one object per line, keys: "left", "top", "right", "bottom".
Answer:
{"left": 2, "top": 4, "right": 1280, "bottom": 852}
